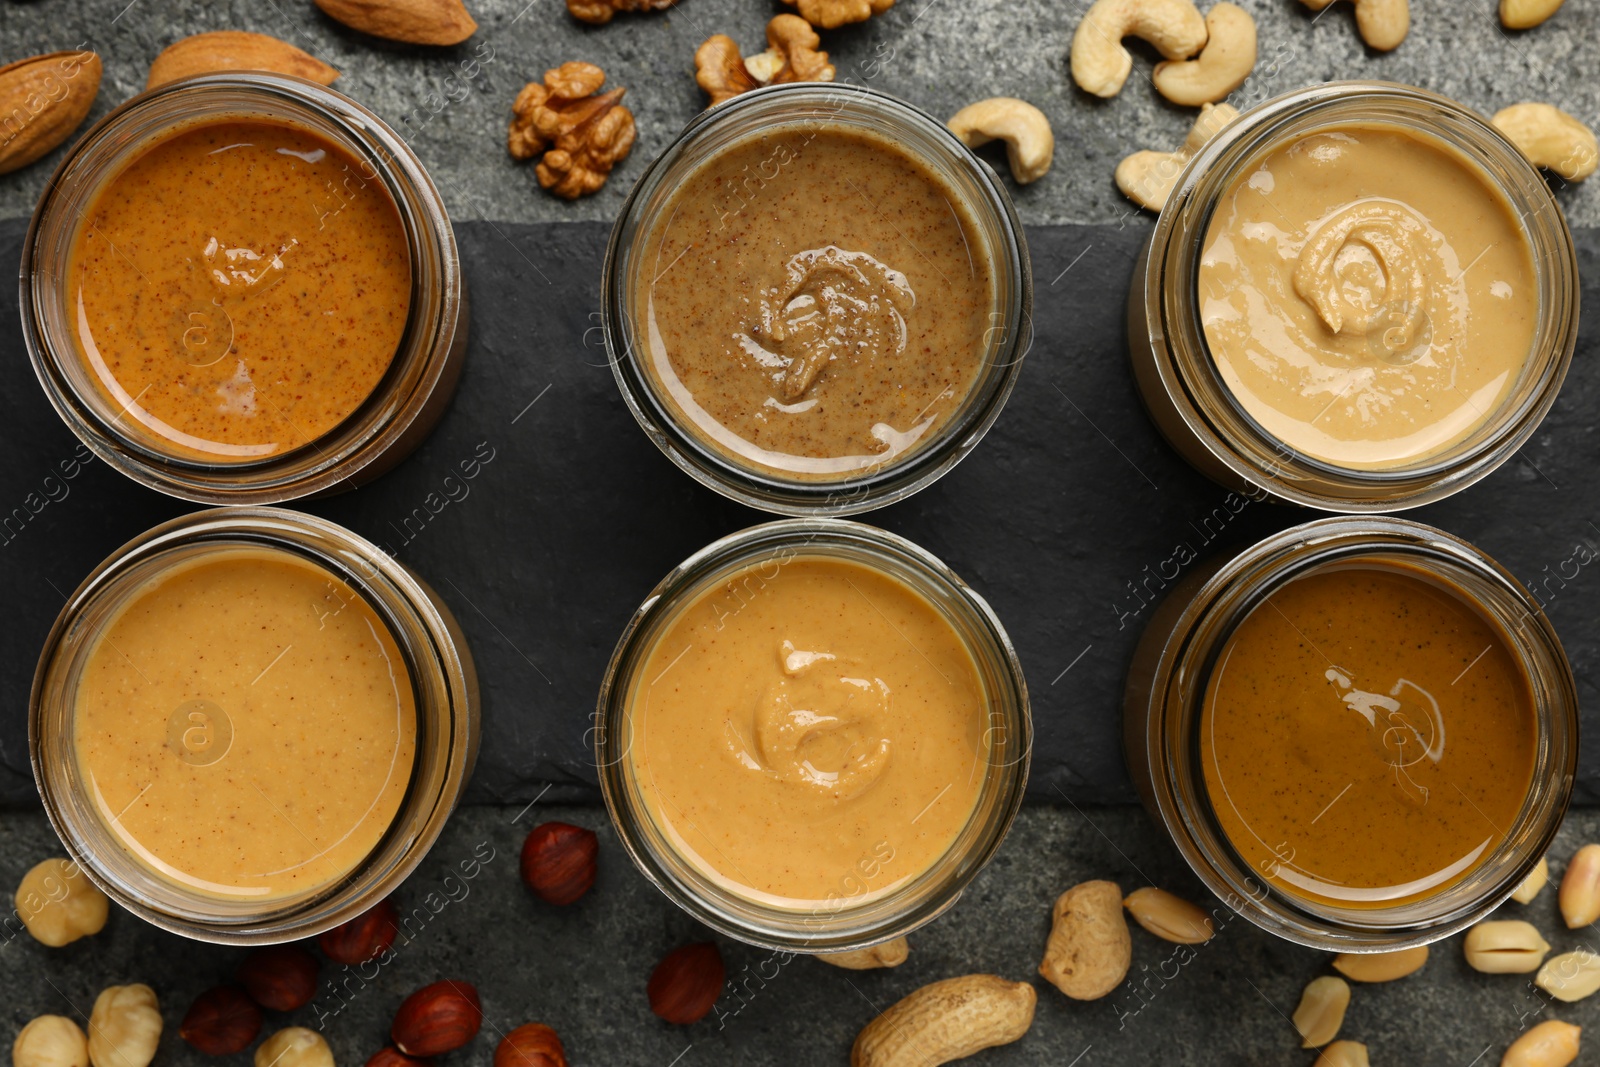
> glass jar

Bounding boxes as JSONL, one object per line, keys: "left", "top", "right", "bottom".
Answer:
{"left": 601, "top": 83, "right": 1032, "bottom": 516}
{"left": 595, "top": 519, "right": 1031, "bottom": 951}
{"left": 31, "top": 508, "right": 479, "bottom": 943}
{"left": 1124, "top": 516, "right": 1576, "bottom": 951}
{"left": 1128, "top": 82, "right": 1579, "bottom": 511}
{"left": 20, "top": 73, "right": 467, "bottom": 505}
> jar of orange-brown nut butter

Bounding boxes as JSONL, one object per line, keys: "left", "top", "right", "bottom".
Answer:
{"left": 22, "top": 73, "right": 466, "bottom": 504}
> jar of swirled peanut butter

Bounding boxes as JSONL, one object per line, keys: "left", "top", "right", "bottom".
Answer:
{"left": 1128, "top": 82, "right": 1579, "bottom": 511}
{"left": 596, "top": 520, "right": 1030, "bottom": 951}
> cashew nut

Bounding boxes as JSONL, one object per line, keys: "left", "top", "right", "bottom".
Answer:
{"left": 947, "top": 98, "right": 1055, "bottom": 184}
{"left": 16, "top": 857, "right": 108, "bottom": 947}
{"left": 87, "top": 986, "right": 161, "bottom": 1067}
{"left": 851, "top": 974, "right": 1035, "bottom": 1067}
{"left": 1493, "top": 103, "right": 1599, "bottom": 182}
{"left": 13, "top": 1017, "right": 89, "bottom": 1067}
{"left": 1070, "top": 0, "right": 1208, "bottom": 99}
{"left": 1152, "top": 3, "right": 1255, "bottom": 106}
{"left": 1115, "top": 102, "right": 1239, "bottom": 212}
{"left": 1501, "top": 0, "right": 1564, "bottom": 29}
{"left": 1299, "top": 0, "right": 1409, "bottom": 51}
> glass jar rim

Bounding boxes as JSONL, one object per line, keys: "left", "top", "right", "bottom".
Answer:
{"left": 1127, "top": 515, "right": 1576, "bottom": 950}
{"left": 1136, "top": 80, "right": 1579, "bottom": 511}
{"left": 19, "top": 73, "right": 466, "bottom": 505}
{"left": 30, "top": 507, "right": 479, "bottom": 943}
{"left": 600, "top": 82, "right": 1033, "bottom": 517}
{"left": 595, "top": 518, "right": 1032, "bottom": 950}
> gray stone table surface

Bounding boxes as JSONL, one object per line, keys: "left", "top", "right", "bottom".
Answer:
{"left": 5, "top": 0, "right": 1600, "bottom": 1064}
{"left": 0, "top": 0, "right": 1598, "bottom": 226}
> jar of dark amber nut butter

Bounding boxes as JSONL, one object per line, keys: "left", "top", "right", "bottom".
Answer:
{"left": 1124, "top": 516, "right": 1577, "bottom": 951}
{"left": 602, "top": 83, "right": 1032, "bottom": 516}
{"left": 21, "top": 73, "right": 467, "bottom": 504}
{"left": 1129, "top": 82, "right": 1579, "bottom": 511}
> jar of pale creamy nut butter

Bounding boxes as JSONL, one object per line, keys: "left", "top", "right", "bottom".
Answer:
{"left": 31, "top": 509, "right": 478, "bottom": 943}
{"left": 1129, "top": 82, "right": 1579, "bottom": 511}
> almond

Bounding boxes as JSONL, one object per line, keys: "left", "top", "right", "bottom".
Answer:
{"left": 648, "top": 942, "right": 725, "bottom": 1025}
{"left": 147, "top": 31, "right": 338, "bottom": 90}
{"left": 0, "top": 50, "right": 101, "bottom": 175}
{"left": 391, "top": 981, "right": 481, "bottom": 1057}
{"left": 314, "top": 0, "right": 478, "bottom": 45}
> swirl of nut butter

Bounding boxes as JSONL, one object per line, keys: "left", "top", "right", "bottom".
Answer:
{"left": 725, "top": 641, "right": 893, "bottom": 800}
{"left": 1291, "top": 201, "right": 1438, "bottom": 365}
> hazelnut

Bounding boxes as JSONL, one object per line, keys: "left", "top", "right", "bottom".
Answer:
{"left": 254, "top": 1028, "right": 333, "bottom": 1067}
{"left": 238, "top": 944, "right": 320, "bottom": 1012}
{"left": 366, "top": 1048, "right": 432, "bottom": 1067}
{"left": 15, "top": 857, "right": 108, "bottom": 947}
{"left": 87, "top": 985, "right": 162, "bottom": 1067}
{"left": 320, "top": 898, "right": 400, "bottom": 964}
{"left": 180, "top": 985, "right": 263, "bottom": 1056}
{"left": 494, "top": 1024, "right": 567, "bottom": 1067}
{"left": 648, "top": 942, "right": 725, "bottom": 1025}
{"left": 391, "top": 981, "right": 482, "bottom": 1057}
{"left": 13, "top": 1015, "right": 89, "bottom": 1067}
{"left": 520, "top": 823, "right": 598, "bottom": 905}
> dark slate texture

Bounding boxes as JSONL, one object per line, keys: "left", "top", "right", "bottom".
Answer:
{"left": 1, "top": 218, "right": 1596, "bottom": 808}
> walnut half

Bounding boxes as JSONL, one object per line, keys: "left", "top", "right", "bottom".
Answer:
{"left": 508, "top": 62, "right": 637, "bottom": 199}
{"left": 782, "top": 0, "right": 893, "bottom": 29}
{"left": 566, "top": 0, "right": 675, "bottom": 25}
{"left": 694, "top": 16, "right": 835, "bottom": 108}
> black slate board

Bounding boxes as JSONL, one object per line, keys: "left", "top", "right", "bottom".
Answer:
{"left": 1, "top": 217, "right": 1596, "bottom": 809}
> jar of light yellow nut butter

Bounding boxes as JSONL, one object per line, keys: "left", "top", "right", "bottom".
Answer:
{"left": 1128, "top": 82, "right": 1579, "bottom": 511}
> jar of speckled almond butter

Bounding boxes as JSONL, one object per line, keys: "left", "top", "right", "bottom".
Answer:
{"left": 22, "top": 73, "right": 467, "bottom": 504}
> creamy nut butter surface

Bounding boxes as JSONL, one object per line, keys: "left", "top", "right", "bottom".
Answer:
{"left": 628, "top": 557, "right": 987, "bottom": 906}
{"left": 73, "top": 548, "right": 416, "bottom": 902}
{"left": 68, "top": 119, "right": 411, "bottom": 461}
{"left": 635, "top": 126, "right": 995, "bottom": 479}
{"left": 1198, "top": 125, "right": 1538, "bottom": 469}
{"left": 1202, "top": 564, "right": 1535, "bottom": 908}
